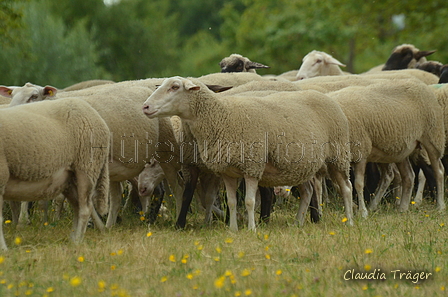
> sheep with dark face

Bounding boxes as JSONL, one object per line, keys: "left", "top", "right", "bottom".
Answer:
{"left": 439, "top": 65, "right": 448, "bottom": 84}
{"left": 416, "top": 61, "right": 443, "bottom": 77}
{"left": 382, "top": 44, "right": 436, "bottom": 71}
{"left": 219, "top": 54, "right": 270, "bottom": 73}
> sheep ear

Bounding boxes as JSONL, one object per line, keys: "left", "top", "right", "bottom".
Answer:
{"left": 324, "top": 56, "right": 346, "bottom": 67}
{"left": 43, "top": 86, "right": 57, "bottom": 97}
{"left": 206, "top": 85, "right": 233, "bottom": 93}
{"left": 184, "top": 81, "right": 200, "bottom": 91}
{"left": 0, "top": 86, "right": 14, "bottom": 98}
{"left": 414, "top": 50, "right": 436, "bottom": 60}
{"left": 247, "top": 61, "right": 270, "bottom": 70}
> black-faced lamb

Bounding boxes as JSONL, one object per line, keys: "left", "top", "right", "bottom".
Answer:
{"left": 219, "top": 54, "right": 270, "bottom": 73}
{"left": 382, "top": 44, "right": 436, "bottom": 70}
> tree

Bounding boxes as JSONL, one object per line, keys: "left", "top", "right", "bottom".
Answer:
{"left": 0, "top": 0, "right": 108, "bottom": 87}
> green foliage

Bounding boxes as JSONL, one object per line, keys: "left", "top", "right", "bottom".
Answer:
{"left": 0, "top": 0, "right": 26, "bottom": 45}
{"left": 1, "top": 0, "right": 448, "bottom": 86}
{"left": 0, "top": 0, "right": 107, "bottom": 88}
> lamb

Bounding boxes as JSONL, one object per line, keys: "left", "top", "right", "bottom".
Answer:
{"left": 325, "top": 78, "right": 445, "bottom": 216}
{"left": 0, "top": 98, "right": 110, "bottom": 250}
{"left": 296, "top": 50, "right": 347, "bottom": 80}
{"left": 142, "top": 76, "right": 354, "bottom": 231}
{"left": 382, "top": 44, "right": 436, "bottom": 70}
{"left": 219, "top": 54, "right": 270, "bottom": 73}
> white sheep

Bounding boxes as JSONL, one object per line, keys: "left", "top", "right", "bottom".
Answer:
{"left": 382, "top": 44, "right": 436, "bottom": 70}
{"left": 2, "top": 82, "right": 177, "bottom": 228}
{"left": 296, "top": 50, "right": 347, "bottom": 80}
{"left": 0, "top": 82, "right": 57, "bottom": 107}
{"left": 219, "top": 54, "right": 270, "bottom": 73}
{"left": 63, "top": 79, "right": 115, "bottom": 91}
{"left": 326, "top": 78, "right": 445, "bottom": 216}
{"left": 0, "top": 98, "right": 110, "bottom": 250}
{"left": 273, "top": 186, "right": 293, "bottom": 206}
{"left": 142, "top": 76, "right": 354, "bottom": 231}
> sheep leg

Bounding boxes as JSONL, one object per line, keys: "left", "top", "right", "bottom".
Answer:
{"left": 413, "top": 170, "right": 426, "bottom": 205}
{"left": 9, "top": 201, "right": 21, "bottom": 225}
{"left": 18, "top": 201, "right": 30, "bottom": 226}
{"left": 65, "top": 171, "right": 94, "bottom": 243}
{"left": 244, "top": 175, "right": 259, "bottom": 231}
{"left": 176, "top": 167, "right": 199, "bottom": 229}
{"left": 0, "top": 192, "right": 7, "bottom": 250}
{"left": 222, "top": 175, "right": 239, "bottom": 232}
{"left": 258, "top": 186, "right": 273, "bottom": 224}
{"left": 369, "top": 163, "right": 395, "bottom": 211}
{"left": 295, "top": 181, "right": 313, "bottom": 227}
{"left": 105, "top": 181, "right": 123, "bottom": 228}
{"left": 328, "top": 163, "right": 354, "bottom": 226}
{"left": 352, "top": 161, "right": 368, "bottom": 218}
{"left": 147, "top": 183, "right": 165, "bottom": 224}
{"left": 396, "top": 158, "right": 415, "bottom": 212}
{"left": 423, "top": 145, "right": 445, "bottom": 211}
{"left": 159, "top": 162, "right": 184, "bottom": 219}
{"left": 198, "top": 174, "right": 221, "bottom": 225}
{"left": 311, "top": 175, "right": 323, "bottom": 217}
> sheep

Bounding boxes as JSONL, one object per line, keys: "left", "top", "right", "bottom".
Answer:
{"left": 0, "top": 83, "right": 57, "bottom": 107}
{"left": 382, "top": 44, "right": 436, "bottom": 70}
{"left": 273, "top": 186, "right": 293, "bottom": 206}
{"left": 219, "top": 54, "right": 270, "bottom": 73}
{"left": 3, "top": 82, "right": 176, "bottom": 228}
{"left": 142, "top": 76, "right": 354, "bottom": 231}
{"left": 296, "top": 50, "right": 347, "bottom": 80}
{"left": 361, "top": 69, "right": 439, "bottom": 85}
{"left": 325, "top": 78, "right": 445, "bottom": 216}
{"left": 0, "top": 98, "right": 110, "bottom": 250}
{"left": 439, "top": 65, "right": 448, "bottom": 84}
{"left": 416, "top": 61, "right": 444, "bottom": 77}
{"left": 63, "top": 79, "right": 115, "bottom": 91}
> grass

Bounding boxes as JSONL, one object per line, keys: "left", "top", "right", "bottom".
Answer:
{"left": 0, "top": 196, "right": 447, "bottom": 297}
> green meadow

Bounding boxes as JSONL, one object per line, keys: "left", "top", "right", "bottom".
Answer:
{"left": 0, "top": 196, "right": 447, "bottom": 297}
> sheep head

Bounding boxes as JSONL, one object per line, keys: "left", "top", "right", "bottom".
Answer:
{"left": 4, "top": 82, "right": 58, "bottom": 107}
{"left": 296, "top": 50, "right": 346, "bottom": 80}
{"left": 143, "top": 76, "right": 200, "bottom": 119}
{"left": 219, "top": 54, "right": 270, "bottom": 73}
{"left": 382, "top": 44, "right": 436, "bottom": 70}
{"left": 416, "top": 61, "right": 443, "bottom": 77}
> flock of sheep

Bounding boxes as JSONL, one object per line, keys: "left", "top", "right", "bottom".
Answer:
{"left": 0, "top": 43, "right": 447, "bottom": 250}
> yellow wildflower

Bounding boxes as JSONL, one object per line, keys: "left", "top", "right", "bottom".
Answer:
{"left": 341, "top": 217, "right": 348, "bottom": 223}
{"left": 245, "top": 289, "right": 252, "bottom": 295}
{"left": 364, "top": 249, "right": 373, "bottom": 254}
{"left": 225, "top": 238, "right": 234, "bottom": 244}
{"left": 77, "top": 256, "right": 84, "bottom": 263}
{"left": 69, "top": 276, "right": 82, "bottom": 287}
{"left": 214, "top": 276, "right": 225, "bottom": 288}
{"left": 14, "top": 237, "right": 22, "bottom": 245}
{"left": 169, "top": 254, "right": 176, "bottom": 262}
{"left": 160, "top": 276, "right": 168, "bottom": 283}
{"left": 364, "top": 264, "right": 371, "bottom": 271}
{"left": 146, "top": 232, "right": 153, "bottom": 237}
{"left": 241, "top": 269, "right": 251, "bottom": 277}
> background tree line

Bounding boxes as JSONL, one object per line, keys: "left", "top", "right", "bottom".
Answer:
{"left": 1, "top": 0, "right": 447, "bottom": 88}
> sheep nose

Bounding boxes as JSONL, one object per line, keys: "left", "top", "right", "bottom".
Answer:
{"left": 143, "top": 105, "right": 149, "bottom": 111}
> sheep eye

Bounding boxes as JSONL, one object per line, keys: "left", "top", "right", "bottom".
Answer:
{"left": 315, "top": 59, "right": 322, "bottom": 63}
{"left": 171, "top": 85, "right": 179, "bottom": 91}
{"left": 28, "top": 95, "right": 38, "bottom": 102}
